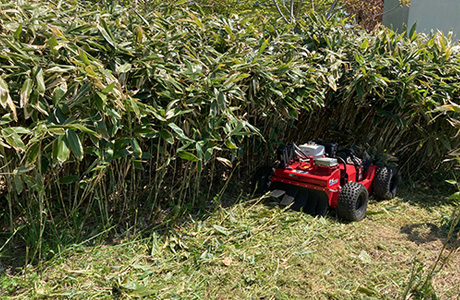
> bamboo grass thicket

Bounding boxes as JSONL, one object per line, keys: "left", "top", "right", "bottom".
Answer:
{"left": 0, "top": 0, "right": 459, "bottom": 261}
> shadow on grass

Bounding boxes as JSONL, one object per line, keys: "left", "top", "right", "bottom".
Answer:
{"left": 398, "top": 184, "right": 459, "bottom": 249}
{"left": 397, "top": 182, "right": 456, "bottom": 207}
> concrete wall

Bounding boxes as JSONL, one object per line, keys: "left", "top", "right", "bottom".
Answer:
{"left": 383, "top": 0, "right": 460, "bottom": 40}
{"left": 382, "top": 0, "right": 410, "bottom": 33}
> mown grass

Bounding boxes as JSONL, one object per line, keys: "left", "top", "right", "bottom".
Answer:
{"left": 1, "top": 184, "right": 459, "bottom": 299}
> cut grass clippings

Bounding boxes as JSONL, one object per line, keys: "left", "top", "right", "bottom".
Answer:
{"left": 1, "top": 186, "right": 459, "bottom": 299}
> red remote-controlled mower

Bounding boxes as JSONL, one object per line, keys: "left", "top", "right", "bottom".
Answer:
{"left": 253, "top": 141, "right": 399, "bottom": 221}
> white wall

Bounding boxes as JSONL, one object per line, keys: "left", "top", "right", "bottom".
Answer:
{"left": 383, "top": 0, "right": 460, "bottom": 41}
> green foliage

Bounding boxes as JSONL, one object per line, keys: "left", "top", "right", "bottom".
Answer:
{"left": 0, "top": 0, "right": 459, "bottom": 262}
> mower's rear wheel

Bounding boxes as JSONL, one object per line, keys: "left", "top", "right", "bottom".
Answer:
{"left": 372, "top": 166, "right": 399, "bottom": 200}
{"left": 252, "top": 166, "right": 273, "bottom": 195}
{"left": 337, "top": 182, "right": 369, "bottom": 222}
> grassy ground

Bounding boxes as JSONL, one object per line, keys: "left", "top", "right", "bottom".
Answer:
{"left": 0, "top": 185, "right": 459, "bottom": 299}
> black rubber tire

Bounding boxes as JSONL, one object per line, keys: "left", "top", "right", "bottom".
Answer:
{"left": 372, "top": 166, "right": 399, "bottom": 200}
{"left": 252, "top": 166, "right": 273, "bottom": 195}
{"left": 337, "top": 182, "right": 369, "bottom": 222}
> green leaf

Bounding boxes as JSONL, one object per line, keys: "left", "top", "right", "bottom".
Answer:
{"left": 117, "top": 63, "right": 132, "bottom": 73}
{"left": 66, "top": 124, "right": 100, "bottom": 138}
{"left": 65, "top": 130, "right": 83, "bottom": 160}
{"left": 20, "top": 78, "right": 33, "bottom": 108}
{"left": 22, "top": 175, "right": 38, "bottom": 191}
{"left": 133, "top": 160, "right": 143, "bottom": 170}
{"left": 55, "top": 135, "right": 70, "bottom": 162}
{"left": 26, "top": 143, "right": 40, "bottom": 163}
{"left": 360, "top": 38, "right": 369, "bottom": 50}
{"left": 196, "top": 143, "right": 203, "bottom": 159}
{"left": 13, "top": 175, "right": 23, "bottom": 194}
{"left": 69, "top": 82, "right": 92, "bottom": 106}
{"left": 213, "top": 225, "right": 230, "bottom": 236}
{"left": 177, "top": 151, "right": 198, "bottom": 161}
{"left": 190, "top": 13, "right": 203, "bottom": 29}
{"left": 119, "top": 282, "right": 155, "bottom": 296}
{"left": 0, "top": 76, "right": 17, "bottom": 120}
{"left": 10, "top": 127, "right": 30, "bottom": 134}
{"left": 48, "top": 35, "right": 58, "bottom": 55}
{"left": 449, "top": 192, "right": 460, "bottom": 200}
{"left": 98, "top": 19, "right": 116, "bottom": 48}
{"left": 216, "top": 157, "right": 232, "bottom": 168}
{"left": 225, "top": 138, "right": 238, "bottom": 149}
{"left": 159, "top": 129, "right": 174, "bottom": 144}
{"left": 102, "top": 82, "right": 115, "bottom": 94}
{"left": 358, "top": 286, "right": 378, "bottom": 296}
{"left": 131, "top": 138, "right": 142, "bottom": 158}
{"left": 52, "top": 83, "right": 67, "bottom": 106}
{"left": 1, "top": 128, "right": 26, "bottom": 151}
{"left": 168, "top": 123, "right": 185, "bottom": 137}
{"left": 78, "top": 48, "right": 91, "bottom": 66}
{"left": 36, "top": 68, "right": 46, "bottom": 95}
{"left": 14, "top": 164, "right": 36, "bottom": 175}
{"left": 14, "top": 23, "right": 23, "bottom": 40}
{"left": 257, "top": 39, "right": 269, "bottom": 57}
{"left": 217, "top": 91, "right": 226, "bottom": 110}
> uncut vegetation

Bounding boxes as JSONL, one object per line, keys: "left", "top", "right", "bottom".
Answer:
{"left": 0, "top": 0, "right": 459, "bottom": 263}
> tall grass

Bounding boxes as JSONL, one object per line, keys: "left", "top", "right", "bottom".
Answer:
{"left": 0, "top": 0, "right": 459, "bottom": 262}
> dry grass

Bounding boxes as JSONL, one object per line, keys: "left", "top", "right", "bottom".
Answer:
{"left": 0, "top": 185, "right": 459, "bottom": 299}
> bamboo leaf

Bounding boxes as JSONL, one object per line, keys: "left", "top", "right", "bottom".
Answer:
{"left": 190, "top": 13, "right": 203, "bottom": 29}
{"left": 159, "top": 129, "right": 174, "bottom": 144}
{"left": 20, "top": 78, "right": 33, "bottom": 108}
{"left": 449, "top": 192, "right": 460, "bottom": 200}
{"left": 35, "top": 68, "right": 46, "bottom": 95}
{"left": 55, "top": 135, "right": 70, "bottom": 162}
{"left": 0, "top": 76, "right": 17, "bottom": 120}
{"left": 13, "top": 174, "right": 23, "bottom": 194}
{"left": 78, "top": 48, "right": 91, "bottom": 66}
{"left": 13, "top": 23, "right": 22, "bottom": 40}
{"left": 48, "top": 35, "right": 58, "bottom": 55}
{"left": 131, "top": 138, "right": 142, "bottom": 158}
{"left": 65, "top": 129, "right": 83, "bottom": 160}
{"left": 26, "top": 143, "right": 40, "bottom": 163}
{"left": 98, "top": 19, "right": 116, "bottom": 48}
{"left": 14, "top": 164, "right": 36, "bottom": 175}
{"left": 360, "top": 38, "right": 369, "bottom": 50}
{"left": 1, "top": 128, "right": 25, "bottom": 151}
{"left": 216, "top": 157, "right": 232, "bottom": 168}
{"left": 213, "top": 225, "right": 230, "bottom": 236}
{"left": 168, "top": 123, "right": 185, "bottom": 137}
{"left": 102, "top": 82, "right": 116, "bottom": 94}
{"left": 257, "top": 39, "right": 269, "bottom": 57}
{"left": 177, "top": 151, "right": 199, "bottom": 162}
{"left": 225, "top": 138, "right": 238, "bottom": 149}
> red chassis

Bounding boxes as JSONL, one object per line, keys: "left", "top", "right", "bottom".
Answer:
{"left": 254, "top": 142, "right": 399, "bottom": 222}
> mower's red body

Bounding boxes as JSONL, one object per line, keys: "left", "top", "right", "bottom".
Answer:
{"left": 270, "top": 159, "right": 378, "bottom": 209}
{"left": 258, "top": 141, "right": 399, "bottom": 221}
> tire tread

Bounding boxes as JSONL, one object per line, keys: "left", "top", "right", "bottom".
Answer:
{"left": 337, "top": 182, "right": 368, "bottom": 221}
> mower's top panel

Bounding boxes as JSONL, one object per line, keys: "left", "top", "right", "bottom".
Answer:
{"left": 272, "top": 161, "right": 341, "bottom": 188}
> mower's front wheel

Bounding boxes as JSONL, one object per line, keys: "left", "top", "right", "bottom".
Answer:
{"left": 337, "top": 182, "right": 369, "bottom": 222}
{"left": 372, "top": 166, "right": 399, "bottom": 200}
{"left": 252, "top": 166, "right": 273, "bottom": 195}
